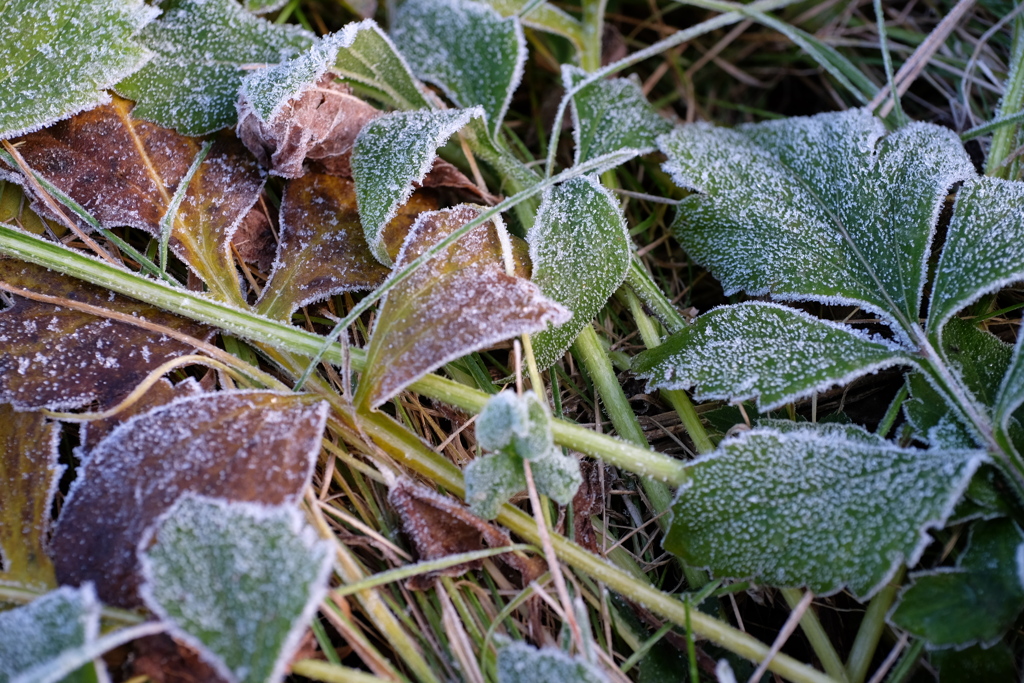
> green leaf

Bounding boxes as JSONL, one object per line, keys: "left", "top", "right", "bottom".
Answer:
{"left": 244, "top": 0, "right": 289, "bottom": 14}
{"left": 0, "top": 0, "right": 157, "bottom": 139}
{"left": 889, "top": 519, "right": 1024, "bottom": 647}
{"left": 528, "top": 176, "right": 631, "bottom": 370}
{"left": 563, "top": 66, "right": 671, "bottom": 165}
{"left": 477, "top": 391, "right": 553, "bottom": 460}
{"left": 464, "top": 450, "right": 527, "bottom": 520}
{"left": 664, "top": 423, "right": 986, "bottom": 598}
{"left": 351, "top": 108, "right": 482, "bottom": 266}
{"left": 940, "top": 317, "right": 1013, "bottom": 409}
{"left": 485, "top": 0, "right": 583, "bottom": 48}
{"left": 139, "top": 495, "right": 334, "bottom": 683}
{"left": 0, "top": 585, "right": 100, "bottom": 682}
{"left": 928, "top": 177, "right": 1024, "bottom": 336}
{"left": 496, "top": 641, "right": 607, "bottom": 683}
{"left": 0, "top": 405, "right": 61, "bottom": 590}
{"left": 931, "top": 643, "right": 1017, "bottom": 683}
{"left": 329, "top": 20, "right": 431, "bottom": 111}
{"left": 632, "top": 302, "right": 911, "bottom": 412}
{"left": 114, "top": 0, "right": 313, "bottom": 135}
{"left": 392, "top": 0, "right": 526, "bottom": 138}
{"left": 903, "top": 372, "right": 975, "bottom": 449}
{"left": 658, "top": 109, "right": 975, "bottom": 339}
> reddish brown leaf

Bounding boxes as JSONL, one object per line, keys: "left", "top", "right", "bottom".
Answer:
{"left": 49, "top": 391, "right": 328, "bottom": 607}
{"left": 79, "top": 377, "right": 203, "bottom": 454}
{"left": 6, "top": 97, "right": 264, "bottom": 304}
{"left": 355, "top": 205, "right": 568, "bottom": 409}
{"left": 132, "top": 634, "right": 228, "bottom": 683}
{"left": 255, "top": 173, "right": 389, "bottom": 321}
{"left": 421, "top": 158, "right": 499, "bottom": 206}
{"left": 389, "top": 478, "right": 543, "bottom": 589}
{"left": 0, "top": 405, "right": 60, "bottom": 589}
{"left": 571, "top": 460, "right": 605, "bottom": 555}
{"left": 232, "top": 201, "right": 278, "bottom": 273}
{"left": 0, "top": 260, "right": 211, "bottom": 411}
{"left": 378, "top": 188, "right": 442, "bottom": 263}
{"left": 238, "top": 76, "right": 382, "bottom": 180}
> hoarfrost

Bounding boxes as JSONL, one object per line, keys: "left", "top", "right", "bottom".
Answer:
{"left": 49, "top": 391, "right": 328, "bottom": 607}
{"left": 114, "top": 0, "right": 313, "bottom": 135}
{"left": 139, "top": 495, "right": 333, "bottom": 683}
{"left": 496, "top": 641, "right": 607, "bottom": 683}
{"left": 330, "top": 20, "right": 430, "bottom": 111}
{"left": 243, "top": 0, "right": 290, "bottom": 14}
{"left": 464, "top": 450, "right": 526, "bottom": 520}
{"left": 476, "top": 391, "right": 552, "bottom": 459}
{"left": 665, "top": 423, "right": 986, "bottom": 599}
{"left": 392, "top": 0, "right": 525, "bottom": 138}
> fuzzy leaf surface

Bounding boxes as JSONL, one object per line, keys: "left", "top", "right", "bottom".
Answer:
{"left": 329, "top": 20, "right": 430, "bottom": 111}
{"left": 79, "top": 378, "right": 203, "bottom": 455}
{"left": 563, "top": 66, "right": 671, "bottom": 165}
{"left": 392, "top": 0, "right": 525, "bottom": 138}
{"left": 476, "top": 391, "right": 553, "bottom": 459}
{"left": 497, "top": 641, "right": 607, "bottom": 683}
{"left": 114, "top": 0, "right": 312, "bottom": 135}
{"left": 351, "top": 108, "right": 481, "bottom": 266}
{"left": 356, "top": 206, "right": 568, "bottom": 408}
{"left": 0, "top": 585, "right": 100, "bottom": 682}
{"left": 0, "top": 0, "right": 156, "bottom": 139}
{"left": 140, "top": 495, "right": 333, "bottom": 683}
{"left": 0, "top": 260, "right": 209, "bottom": 411}
{"left": 6, "top": 99, "right": 265, "bottom": 303}
{"left": 658, "top": 109, "right": 975, "bottom": 338}
{"left": 632, "top": 302, "right": 911, "bottom": 411}
{"left": 665, "top": 424, "right": 986, "bottom": 598}
{"left": 50, "top": 391, "right": 328, "bottom": 607}
{"left": 0, "top": 405, "right": 60, "bottom": 589}
{"left": 256, "top": 173, "right": 388, "bottom": 320}
{"left": 528, "top": 176, "right": 630, "bottom": 370}
{"left": 889, "top": 519, "right": 1024, "bottom": 647}
{"left": 464, "top": 450, "right": 527, "bottom": 520}
{"left": 485, "top": 0, "right": 582, "bottom": 45}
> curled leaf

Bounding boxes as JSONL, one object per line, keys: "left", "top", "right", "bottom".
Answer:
{"left": 50, "top": 391, "right": 328, "bottom": 607}
{"left": 355, "top": 205, "right": 569, "bottom": 409}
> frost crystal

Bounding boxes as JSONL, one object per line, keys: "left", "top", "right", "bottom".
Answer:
{"left": 496, "top": 641, "right": 607, "bottom": 683}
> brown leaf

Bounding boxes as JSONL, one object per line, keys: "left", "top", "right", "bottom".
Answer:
{"left": 232, "top": 201, "right": 278, "bottom": 273}
{"left": 0, "top": 260, "right": 211, "bottom": 411}
{"left": 378, "top": 188, "right": 442, "bottom": 263}
{"left": 255, "top": 173, "right": 389, "bottom": 321}
{"left": 389, "top": 478, "right": 543, "bottom": 590}
{"left": 420, "top": 158, "right": 499, "bottom": 206}
{"left": 355, "top": 205, "right": 568, "bottom": 409}
{"left": 132, "top": 634, "right": 229, "bottom": 683}
{"left": 0, "top": 405, "right": 60, "bottom": 589}
{"left": 238, "top": 76, "right": 382, "bottom": 180}
{"left": 49, "top": 391, "right": 328, "bottom": 607}
{"left": 7, "top": 97, "right": 264, "bottom": 305}
{"left": 79, "top": 377, "right": 203, "bottom": 454}
{"left": 571, "top": 460, "right": 605, "bottom": 555}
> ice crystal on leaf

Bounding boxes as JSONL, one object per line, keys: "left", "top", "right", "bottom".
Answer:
{"left": 114, "top": 0, "right": 313, "bottom": 135}
{"left": 392, "top": 0, "right": 525, "bottom": 138}
{"left": 496, "top": 641, "right": 607, "bottom": 683}
{"left": 139, "top": 495, "right": 333, "bottom": 683}
{"left": 330, "top": 20, "right": 430, "bottom": 111}
{"left": 0, "top": 0, "right": 157, "bottom": 139}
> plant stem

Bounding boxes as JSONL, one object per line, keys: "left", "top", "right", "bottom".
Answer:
{"left": 845, "top": 569, "right": 904, "bottom": 683}
{"left": 291, "top": 660, "right": 393, "bottom": 683}
{"left": 580, "top": 0, "right": 607, "bottom": 72}
{"left": 986, "top": 13, "right": 1024, "bottom": 178}
{"left": 625, "top": 257, "right": 687, "bottom": 334}
{"left": 780, "top": 587, "right": 849, "bottom": 683}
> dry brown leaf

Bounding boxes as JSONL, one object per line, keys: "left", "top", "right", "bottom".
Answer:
{"left": 571, "top": 460, "right": 605, "bottom": 556}
{"left": 79, "top": 377, "right": 203, "bottom": 454}
{"left": 231, "top": 199, "right": 278, "bottom": 274}
{"left": 0, "top": 260, "right": 211, "bottom": 411}
{"left": 49, "top": 391, "right": 328, "bottom": 607}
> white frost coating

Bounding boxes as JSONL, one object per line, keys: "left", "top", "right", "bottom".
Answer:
{"left": 351, "top": 107, "right": 484, "bottom": 266}
{"left": 998, "top": 332, "right": 1024, "bottom": 449}
{"left": 496, "top": 640, "right": 608, "bottom": 683}
{"left": 0, "top": 584, "right": 100, "bottom": 681}
{"left": 391, "top": 0, "right": 526, "bottom": 138}
{"left": 632, "top": 301, "right": 915, "bottom": 412}
{"left": 668, "top": 424, "right": 988, "bottom": 599}
{"left": 328, "top": 19, "right": 430, "bottom": 111}
{"left": 657, "top": 109, "right": 976, "bottom": 347}
{"left": 715, "top": 660, "right": 737, "bottom": 683}
{"left": 138, "top": 494, "right": 334, "bottom": 683}
{"left": 528, "top": 175, "right": 631, "bottom": 370}
{"left": 0, "top": 0, "right": 158, "bottom": 139}
{"left": 244, "top": 0, "right": 290, "bottom": 14}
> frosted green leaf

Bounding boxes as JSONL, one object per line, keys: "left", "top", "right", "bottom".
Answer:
{"left": 244, "top": 0, "right": 288, "bottom": 14}
{"left": 563, "top": 66, "right": 671, "bottom": 165}
{"left": 528, "top": 176, "right": 630, "bottom": 370}
{"left": 485, "top": 0, "right": 582, "bottom": 47}
{"left": 889, "top": 519, "right": 1024, "bottom": 647}
{"left": 665, "top": 424, "right": 987, "bottom": 598}
{"left": 530, "top": 449, "right": 582, "bottom": 507}
{"left": 464, "top": 450, "right": 526, "bottom": 520}
{"left": 477, "top": 391, "right": 553, "bottom": 460}
{"left": 497, "top": 641, "right": 607, "bottom": 683}
{"left": 139, "top": 495, "right": 334, "bottom": 683}
{"left": 658, "top": 109, "right": 975, "bottom": 340}
{"left": 0, "top": 0, "right": 157, "bottom": 139}
{"left": 115, "top": 0, "right": 313, "bottom": 135}
{"left": 330, "top": 20, "right": 430, "bottom": 111}
{"left": 0, "top": 585, "right": 99, "bottom": 683}
{"left": 392, "top": 0, "right": 526, "bottom": 138}
{"left": 351, "top": 108, "right": 482, "bottom": 266}
{"left": 903, "top": 373, "right": 975, "bottom": 450}
{"left": 928, "top": 177, "right": 1024, "bottom": 336}
{"left": 632, "top": 302, "right": 911, "bottom": 412}
{"left": 997, "top": 335, "right": 1024, "bottom": 451}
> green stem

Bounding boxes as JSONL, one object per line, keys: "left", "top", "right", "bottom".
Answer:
{"left": 780, "top": 588, "right": 849, "bottom": 683}
{"left": 986, "top": 15, "right": 1024, "bottom": 178}
{"left": 884, "top": 639, "right": 924, "bottom": 683}
{"left": 0, "top": 223, "right": 687, "bottom": 486}
{"left": 625, "top": 257, "right": 687, "bottom": 334}
{"left": 291, "top": 661, "right": 392, "bottom": 683}
{"left": 580, "top": 0, "right": 607, "bottom": 72}
{"left": 845, "top": 568, "right": 904, "bottom": 683}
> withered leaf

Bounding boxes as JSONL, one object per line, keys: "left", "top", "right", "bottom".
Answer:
{"left": 49, "top": 390, "right": 328, "bottom": 607}
{"left": 0, "top": 181, "right": 65, "bottom": 238}
{"left": 0, "top": 260, "right": 210, "bottom": 411}
{"left": 238, "top": 75, "right": 382, "bottom": 179}
{"left": 255, "top": 173, "right": 389, "bottom": 321}
{"left": 6, "top": 98, "right": 264, "bottom": 304}
{"left": 389, "top": 478, "right": 543, "bottom": 589}
{"left": 0, "top": 404, "right": 61, "bottom": 589}
{"left": 355, "top": 205, "right": 568, "bottom": 409}
{"left": 231, "top": 200, "right": 278, "bottom": 273}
